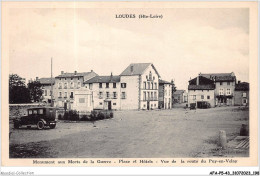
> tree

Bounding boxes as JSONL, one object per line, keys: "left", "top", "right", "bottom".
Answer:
{"left": 171, "top": 79, "right": 177, "bottom": 105}
{"left": 27, "top": 80, "right": 43, "bottom": 102}
{"left": 9, "top": 74, "right": 31, "bottom": 104}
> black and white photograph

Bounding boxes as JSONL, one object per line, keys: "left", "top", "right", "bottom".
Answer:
{"left": 1, "top": 1, "right": 258, "bottom": 172}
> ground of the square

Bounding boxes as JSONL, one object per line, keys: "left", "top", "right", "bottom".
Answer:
{"left": 9, "top": 106, "right": 249, "bottom": 158}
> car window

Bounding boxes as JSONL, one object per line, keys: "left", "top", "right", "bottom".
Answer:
{"left": 38, "top": 109, "right": 43, "bottom": 114}
{"left": 33, "top": 110, "right": 38, "bottom": 114}
{"left": 28, "top": 110, "right": 32, "bottom": 115}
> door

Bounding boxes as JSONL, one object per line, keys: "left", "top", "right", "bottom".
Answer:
{"left": 147, "top": 101, "right": 150, "bottom": 110}
{"left": 108, "top": 101, "right": 112, "bottom": 110}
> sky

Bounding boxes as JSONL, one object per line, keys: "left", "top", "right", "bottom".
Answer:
{"left": 8, "top": 8, "right": 249, "bottom": 90}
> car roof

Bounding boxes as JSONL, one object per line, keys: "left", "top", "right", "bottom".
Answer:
{"left": 27, "top": 107, "right": 55, "bottom": 110}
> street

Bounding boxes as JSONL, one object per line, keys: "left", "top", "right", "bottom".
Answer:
{"left": 9, "top": 106, "right": 249, "bottom": 158}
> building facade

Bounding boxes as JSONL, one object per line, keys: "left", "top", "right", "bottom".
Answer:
{"left": 234, "top": 82, "right": 249, "bottom": 106}
{"left": 53, "top": 70, "right": 98, "bottom": 110}
{"left": 37, "top": 77, "right": 55, "bottom": 104}
{"left": 85, "top": 75, "right": 121, "bottom": 110}
{"left": 188, "top": 76, "right": 215, "bottom": 108}
{"left": 120, "top": 63, "right": 160, "bottom": 110}
{"left": 159, "top": 80, "right": 172, "bottom": 109}
{"left": 200, "top": 73, "right": 236, "bottom": 106}
{"left": 173, "top": 90, "right": 186, "bottom": 104}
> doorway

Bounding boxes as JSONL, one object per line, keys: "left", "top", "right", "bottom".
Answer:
{"left": 108, "top": 101, "right": 112, "bottom": 110}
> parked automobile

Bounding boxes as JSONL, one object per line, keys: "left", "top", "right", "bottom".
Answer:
{"left": 190, "top": 103, "right": 196, "bottom": 110}
{"left": 13, "top": 107, "right": 56, "bottom": 130}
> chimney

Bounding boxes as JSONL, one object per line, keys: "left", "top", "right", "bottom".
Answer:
{"left": 110, "top": 72, "right": 113, "bottom": 80}
{"left": 74, "top": 71, "right": 77, "bottom": 75}
{"left": 91, "top": 70, "right": 93, "bottom": 72}
{"left": 61, "top": 71, "right": 64, "bottom": 75}
{"left": 130, "top": 65, "right": 134, "bottom": 73}
{"left": 196, "top": 76, "right": 199, "bottom": 85}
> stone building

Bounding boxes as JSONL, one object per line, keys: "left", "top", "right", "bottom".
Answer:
{"left": 53, "top": 70, "right": 98, "bottom": 110}
{"left": 159, "top": 80, "right": 172, "bottom": 109}
{"left": 234, "top": 81, "right": 249, "bottom": 106}
{"left": 173, "top": 90, "right": 186, "bottom": 104}
{"left": 38, "top": 77, "right": 55, "bottom": 104}
{"left": 120, "top": 63, "right": 160, "bottom": 110}
{"left": 188, "top": 76, "right": 215, "bottom": 108}
{"left": 200, "top": 73, "right": 236, "bottom": 106}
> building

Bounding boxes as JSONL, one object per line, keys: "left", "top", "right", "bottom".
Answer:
{"left": 188, "top": 76, "right": 215, "bottom": 108}
{"left": 199, "top": 73, "right": 236, "bottom": 106}
{"left": 120, "top": 63, "right": 160, "bottom": 110}
{"left": 173, "top": 90, "right": 186, "bottom": 104}
{"left": 53, "top": 70, "right": 98, "bottom": 110}
{"left": 84, "top": 74, "right": 121, "bottom": 110}
{"left": 234, "top": 81, "right": 249, "bottom": 106}
{"left": 38, "top": 77, "right": 55, "bottom": 104}
{"left": 159, "top": 80, "right": 172, "bottom": 109}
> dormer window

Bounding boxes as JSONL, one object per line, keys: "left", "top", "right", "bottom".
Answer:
{"left": 149, "top": 71, "right": 152, "bottom": 80}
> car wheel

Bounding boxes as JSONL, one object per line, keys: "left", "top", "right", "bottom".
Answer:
{"left": 37, "top": 121, "right": 45, "bottom": 130}
{"left": 49, "top": 124, "right": 56, "bottom": 129}
{"left": 14, "top": 122, "right": 20, "bottom": 129}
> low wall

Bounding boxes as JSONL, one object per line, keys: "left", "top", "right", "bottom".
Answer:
{"left": 9, "top": 104, "right": 44, "bottom": 120}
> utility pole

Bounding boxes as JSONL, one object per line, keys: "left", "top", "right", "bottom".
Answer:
{"left": 51, "top": 57, "right": 54, "bottom": 107}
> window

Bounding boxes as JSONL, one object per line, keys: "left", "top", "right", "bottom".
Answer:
{"left": 64, "top": 92, "right": 67, "bottom": 98}
{"left": 99, "top": 102, "right": 103, "bottom": 105}
{"left": 77, "top": 82, "right": 81, "bottom": 88}
{"left": 113, "top": 92, "right": 117, "bottom": 99}
{"left": 106, "top": 83, "right": 109, "bottom": 88}
{"left": 71, "top": 78, "right": 73, "bottom": 80}
{"left": 28, "top": 110, "right": 32, "bottom": 115}
{"left": 89, "top": 83, "right": 93, "bottom": 90}
{"left": 148, "top": 82, "right": 150, "bottom": 89}
{"left": 143, "top": 82, "right": 146, "bottom": 89}
{"left": 220, "top": 82, "right": 223, "bottom": 85}
{"left": 243, "top": 99, "right": 247, "bottom": 104}
{"left": 226, "top": 88, "right": 231, "bottom": 95}
{"left": 151, "top": 83, "right": 153, "bottom": 89}
{"left": 113, "top": 103, "right": 116, "bottom": 105}
{"left": 45, "top": 90, "right": 47, "bottom": 96}
{"left": 154, "top": 83, "right": 157, "bottom": 89}
{"left": 106, "top": 92, "right": 110, "bottom": 98}
{"left": 151, "top": 92, "right": 154, "bottom": 100}
{"left": 149, "top": 71, "right": 152, "bottom": 80}
{"left": 70, "top": 92, "right": 74, "bottom": 98}
{"left": 33, "top": 110, "right": 38, "bottom": 114}
{"left": 65, "top": 78, "right": 66, "bottom": 80}
{"left": 99, "top": 92, "right": 103, "bottom": 99}
{"left": 121, "top": 92, "right": 126, "bottom": 99}
{"left": 153, "top": 76, "right": 155, "bottom": 80}
{"left": 121, "top": 83, "right": 127, "bottom": 88}
{"left": 64, "top": 82, "right": 67, "bottom": 89}
{"left": 143, "top": 91, "right": 146, "bottom": 100}
{"left": 227, "top": 82, "right": 230, "bottom": 85}
{"left": 201, "top": 95, "right": 204, "bottom": 99}
{"left": 70, "top": 82, "right": 74, "bottom": 88}
{"left": 147, "top": 92, "right": 150, "bottom": 100}
{"left": 207, "top": 95, "right": 210, "bottom": 99}
{"left": 193, "top": 95, "right": 196, "bottom": 100}
{"left": 59, "top": 83, "right": 62, "bottom": 89}
{"left": 243, "top": 93, "right": 247, "bottom": 98}
{"left": 59, "top": 92, "right": 62, "bottom": 98}
{"left": 113, "top": 83, "right": 116, "bottom": 88}
{"left": 154, "top": 92, "right": 157, "bottom": 100}
{"left": 143, "top": 104, "right": 146, "bottom": 108}
{"left": 79, "top": 98, "right": 85, "bottom": 103}
{"left": 219, "top": 88, "right": 224, "bottom": 95}
{"left": 38, "top": 109, "right": 43, "bottom": 114}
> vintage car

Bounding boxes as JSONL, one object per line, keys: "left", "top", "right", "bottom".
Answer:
{"left": 13, "top": 107, "right": 56, "bottom": 130}
{"left": 190, "top": 103, "right": 196, "bottom": 110}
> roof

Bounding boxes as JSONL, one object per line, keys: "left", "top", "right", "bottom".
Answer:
{"left": 39, "top": 78, "right": 55, "bottom": 85}
{"left": 84, "top": 75, "right": 121, "bottom": 84}
{"left": 188, "top": 84, "right": 215, "bottom": 90}
{"left": 235, "top": 82, "right": 249, "bottom": 91}
{"left": 55, "top": 71, "right": 96, "bottom": 78}
{"left": 200, "top": 73, "right": 235, "bottom": 82}
{"left": 120, "top": 63, "right": 160, "bottom": 77}
{"left": 159, "top": 80, "right": 171, "bottom": 84}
